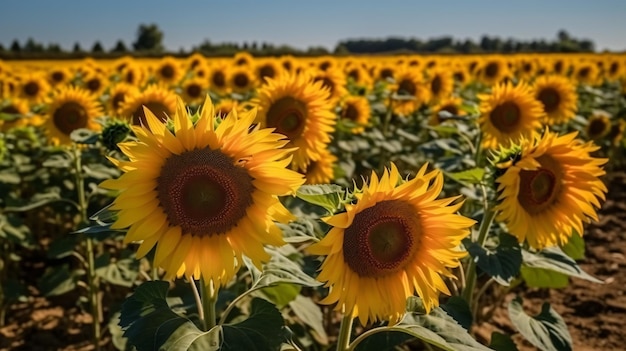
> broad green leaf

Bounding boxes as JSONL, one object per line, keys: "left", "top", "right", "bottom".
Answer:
{"left": 521, "top": 247, "right": 601, "bottom": 283}
{"left": 71, "top": 128, "right": 100, "bottom": 144}
{"left": 259, "top": 283, "right": 301, "bottom": 308}
{"left": 465, "top": 233, "right": 522, "bottom": 285}
{"left": 221, "top": 298, "right": 287, "bottom": 351}
{"left": 520, "top": 267, "right": 569, "bottom": 288}
{"left": 95, "top": 251, "right": 140, "bottom": 287}
{"left": 0, "top": 171, "right": 20, "bottom": 184}
{"left": 445, "top": 168, "right": 485, "bottom": 184}
{"left": 289, "top": 295, "right": 328, "bottom": 345}
{"left": 46, "top": 235, "right": 79, "bottom": 259}
{"left": 508, "top": 297, "right": 572, "bottom": 351}
{"left": 560, "top": 231, "right": 585, "bottom": 260}
{"left": 355, "top": 307, "right": 492, "bottom": 351}
{"left": 489, "top": 332, "right": 519, "bottom": 351}
{"left": 442, "top": 296, "right": 473, "bottom": 330}
{"left": 38, "top": 264, "right": 84, "bottom": 296}
{"left": 296, "top": 184, "right": 346, "bottom": 214}
{"left": 245, "top": 245, "right": 321, "bottom": 290}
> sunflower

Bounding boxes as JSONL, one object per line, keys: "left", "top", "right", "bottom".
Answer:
{"left": 344, "top": 65, "right": 372, "bottom": 89}
{"left": 532, "top": 75, "right": 577, "bottom": 125}
{"left": 478, "top": 57, "right": 510, "bottom": 86}
{"left": 308, "top": 163, "right": 474, "bottom": 324}
{"left": 391, "top": 67, "right": 429, "bottom": 116}
{"left": 229, "top": 66, "right": 257, "bottom": 94}
{"left": 101, "top": 96, "right": 304, "bottom": 288}
{"left": 255, "top": 59, "right": 283, "bottom": 84}
{"left": 605, "top": 57, "right": 623, "bottom": 81}
{"left": 254, "top": 73, "right": 335, "bottom": 168}
{"left": 120, "top": 62, "right": 145, "bottom": 86}
{"left": 18, "top": 73, "right": 50, "bottom": 103}
{"left": 429, "top": 96, "right": 466, "bottom": 126}
{"left": 82, "top": 70, "right": 108, "bottom": 97}
{"left": 495, "top": 131, "right": 607, "bottom": 249}
{"left": 312, "top": 68, "right": 348, "bottom": 103}
{"left": 47, "top": 67, "right": 71, "bottom": 87}
{"left": 180, "top": 77, "right": 208, "bottom": 105}
{"left": 586, "top": 111, "right": 611, "bottom": 140}
{"left": 279, "top": 55, "right": 297, "bottom": 73}
{"left": 119, "top": 84, "right": 177, "bottom": 126}
{"left": 316, "top": 56, "right": 337, "bottom": 72}
{"left": 608, "top": 119, "right": 626, "bottom": 146}
{"left": 45, "top": 86, "right": 102, "bottom": 145}
{"left": 373, "top": 62, "right": 397, "bottom": 83}
{"left": 233, "top": 51, "right": 255, "bottom": 67}
{"left": 551, "top": 57, "right": 569, "bottom": 75}
{"left": 107, "top": 83, "right": 138, "bottom": 116}
{"left": 572, "top": 62, "right": 600, "bottom": 86}
{"left": 426, "top": 67, "right": 454, "bottom": 104}
{"left": 154, "top": 56, "right": 183, "bottom": 85}
{"left": 215, "top": 98, "right": 240, "bottom": 118}
{"left": 186, "top": 52, "right": 206, "bottom": 71}
{"left": 300, "top": 147, "right": 336, "bottom": 184}
{"left": 1, "top": 98, "right": 32, "bottom": 131}
{"left": 478, "top": 82, "right": 543, "bottom": 149}
{"left": 207, "top": 61, "right": 231, "bottom": 95}
{"left": 340, "top": 95, "right": 370, "bottom": 134}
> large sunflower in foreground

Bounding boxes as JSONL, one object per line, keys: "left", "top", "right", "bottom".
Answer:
{"left": 532, "top": 75, "right": 577, "bottom": 125}
{"left": 119, "top": 85, "right": 177, "bottom": 126}
{"left": 478, "top": 82, "right": 543, "bottom": 149}
{"left": 254, "top": 73, "right": 335, "bottom": 169}
{"left": 45, "top": 86, "right": 102, "bottom": 145}
{"left": 495, "top": 131, "right": 607, "bottom": 249}
{"left": 102, "top": 96, "right": 304, "bottom": 288}
{"left": 308, "top": 164, "right": 475, "bottom": 325}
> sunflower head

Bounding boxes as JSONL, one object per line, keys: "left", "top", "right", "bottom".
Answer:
{"left": 299, "top": 147, "right": 337, "bottom": 185}
{"left": 154, "top": 56, "right": 183, "bottom": 85}
{"left": 19, "top": 73, "right": 50, "bottom": 103}
{"left": 119, "top": 84, "right": 177, "bottom": 127}
{"left": 308, "top": 163, "right": 475, "bottom": 325}
{"left": 532, "top": 75, "right": 577, "bottom": 125}
{"left": 339, "top": 95, "right": 370, "bottom": 134}
{"left": 495, "top": 131, "right": 608, "bottom": 249}
{"left": 45, "top": 86, "right": 103, "bottom": 145}
{"left": 586, "top": 111, "right": 612, "bottom": 140}
{"left": 102, "top": 95, "right": 304, "bottom": 288}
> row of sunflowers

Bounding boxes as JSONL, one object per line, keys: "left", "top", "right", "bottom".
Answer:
{"left": 0, "top": 51, "right": 625, "bottom": 350}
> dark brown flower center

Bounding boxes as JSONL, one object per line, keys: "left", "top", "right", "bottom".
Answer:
{"left": 485, "top": 62, "right": 499, "bottom": 79}
{"left": 132, "top": 101, "right": 170, "bottom": 126}
{"left": 588, "top": 118, "right": 609, "bottom": 138}
{"left": 51, "top": 71, "right": 65, "bottom": 83}
{"left": 111, "top": 92, "right": 126, "bottom": 111}
{"left": 186, "top": 83, "right": 202, "bottom": 98}
{"left": 125, "top": 71, "right": 135, "bottom": 84}
{"left": 342, "top": 103, "right": 359, "bottom": 122}
{"left": 315, "top": 77, "right": 335, "bottom": 95}
{"left": 1, "top": 106, "right": 19, "bottom": 114}
{"left": 609, "top": 62, "right": 619, "bottom": 75}
{"left": 259, "top": 65, "right": 276, "bottom": 80}
{"left": 431, "top": 75, "right": 442, "bottom": 96}
{"left": 160, "top": 64, "right": 175, "bottom": 79}
{"left": 517, "top": 157, "right": 561, "bottom": 214}
{"left": 343, "top": 200, "right": 420, "bottom": 277}
{"left": 53, "top": 101, "right": 88, "bottom": 135}
{"left": 86, "top": 78, "right": 101, "bottom": 93}
{"left": 319, "top": 61, "right": 331, "bottom": 71}
{"left": 212, "top": 71, "right": 226, "bottom": 88}
{"left": 157, "top": 148, "right": 254, "bottom": 236}
{"left": 380, "top": 68, "right": 393, "bottom": 80}
{"left": 490, "top": 101, "right": 521, "bottom": 133}
{"left": 554, "top": 61, "right": 563, "bottom": 74}
{"left": 233, "top": 73, "right": 250, "bottom": 88}
{"left": 398, "top": 79, "right": 417, "bottom": 96}
{"left": 537, "top": 87, "right": 561, "bottom": 114}
{"left": 578, "top": 67, "right": 590, "bottom": 79}
{"left": 266, "top": 97, "right": 307, "bottom": 140}
{"left": 23, "top": 82, "right": 40, "bottom": 97}
{"left": 441, "top": 104, "right": 459, "bottom": 116}
{"left": 348, "top": 69, "right": 360, "bottom": 81}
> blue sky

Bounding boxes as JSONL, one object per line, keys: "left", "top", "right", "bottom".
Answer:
{"left": 1, "top": 0, "right": 624, "bottom": 52}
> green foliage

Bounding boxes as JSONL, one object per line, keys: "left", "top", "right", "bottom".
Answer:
{"left": 465, "top": 233, "right": 522, "bottom": 285}
{"left": 508, "top": 297, "right": 572, "bottom": 351}
{"left": 520, "top": 247, "right": 602, "bottom": 288}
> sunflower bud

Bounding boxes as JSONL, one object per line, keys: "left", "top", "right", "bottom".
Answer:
{"left": 102, "top": 120, "right": 131, "bottom": 151}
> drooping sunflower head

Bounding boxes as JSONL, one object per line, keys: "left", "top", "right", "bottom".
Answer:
{"left": 495, "top": 131, "right": 608, "bottom": 249}
{"left": 339, "top": 95, "right": 371, "bottom": 134}
{"left": 605, "top": 57, "right": 624, "bottom": 81}
{"left": 45, "top": 86, "right": 103, "bottom": 145}
{"left": 253, "top": 73, "right": 336, "bottom": 169}
{"left": 119, "top": 84, "right": 177, "bottom": 127}
{"left": 101, "top": 96, "right": 304, "bottom": 288}
{"left": 532, "top": 75, "right": 577, "bottom": 125}
{"left": 374, "top": 62, "right": 397, "bottom": 83}
{"left": 478, "top": 81, "right": 544, "bottom": 149}
{"left": 308, "top": 163, "right": 475, "bottom": 324}
{"left": 586, "top": 110, "right": 612, "bottom": 140}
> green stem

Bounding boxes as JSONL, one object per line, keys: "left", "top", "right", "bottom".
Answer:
{"left": 200, "top": 278, "right": 217, "bottom": 331}
{"left": 74, "top": 146, "right": 100, "bottom": 351}
{"left": 336, "top": 313, "right": 354, "bottom": 351}
{"left": 461, "top": 207, "right": 497, "bottom": 307}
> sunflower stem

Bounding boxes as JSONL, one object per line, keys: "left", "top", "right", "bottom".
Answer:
{"left": 200, "top": 278, "right": 217, "bottom": 332}
{"left": 73, "top": 145, "right": 101, "bottom": 351}
{"left": 336, "top": 313, "right": 354, "bottom": 351}
{"left": 461, "top": 207, "right": 497, "bottom": 311}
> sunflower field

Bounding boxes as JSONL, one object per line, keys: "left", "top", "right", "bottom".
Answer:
{"left": 0, "top": 52, "right": 625, "bottom": 351}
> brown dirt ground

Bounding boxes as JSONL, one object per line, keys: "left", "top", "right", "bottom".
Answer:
{"left": 1, "top": 172, "right": 625, "bottom": 351}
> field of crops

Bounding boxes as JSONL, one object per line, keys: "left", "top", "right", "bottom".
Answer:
{"left": 0, "top": 52, "right": 625, "bottom": 350}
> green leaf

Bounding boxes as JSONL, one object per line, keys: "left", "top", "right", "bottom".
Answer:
{"left": 38, "top": 264, "right": 84, "bottom": 296}
{"left": 289, "top": 295, "right": 328, "bottom": 345}
{"left": 442, "top": 296, "right": 473, "bottom": 330}
{"left": 296, "top": 184, "right": 346, "bottom": 214}
{"left": 465, "top": 233, "right": 522, "bottom": 285}
{"left": 245, "top": 245, "right": 321, "bottom": 290}
{"left": 259, "top": 283, "right": 301, "bottom": 308}
{"left": 355, "top": 307, "right": 492, "bottom": 351}
{"left": 0, "top": 170, "right": 20, "bottom": 184}
{"left": 71, "top": 128, "right": 100, "bottom": 144}
{"left": 560, "top": 231, "right": 585, "bottom": 260}
{"left": 46, "top": 235, "right": 79, "bottom": 259}
{"left": 95, "top": 251, "right": 140, "bottom": 288}
{"left": 489, "top": 332, "right": 519, "bottom": 351}
{"left": 221, "top": 298, "right": 287, "bottom": 351}
{"left": 445, "top": 168, "right": 485, "bottom": 184}
{"left": 508, "top": 297, "right": 572, "bottom": 351}
{"left": 520, "top": 267, "right": 569, "bottom": 288}
{"left": 521, "top": 247, "right": 601, "bottom": 284}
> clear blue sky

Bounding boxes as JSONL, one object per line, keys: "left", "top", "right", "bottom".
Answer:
{"left": 1, "top": 0, "right": 624, "bottom": 52}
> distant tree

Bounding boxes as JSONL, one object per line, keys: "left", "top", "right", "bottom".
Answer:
{"left": 111, "top": 40, "right": 128, "bottom": 53}
{"left": 47, "top": 43, "right": 63, "bottom": 53}
{"left": 73, "top": 42, "right": 83, "bottom": 53}
{"left": 10, "top": 40, "right": 21, "bottom": 52}
{"left": 557, "top": 30, "right": 571, "bottom": 43}
{"left": 0, "top": 43, "right": 4, "bottom": 52}
{"left": 133, "top": 23, "right": 164, "bottom": 52}
{"left": 92, "top": 41, "right": 104, "bottom": 53}
{"left": 24, "top": 37, "right": 44, "bottom": 52}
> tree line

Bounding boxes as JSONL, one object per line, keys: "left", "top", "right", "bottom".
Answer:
{"left": 0, "top": 25, "right": 601, "bottom": 60}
